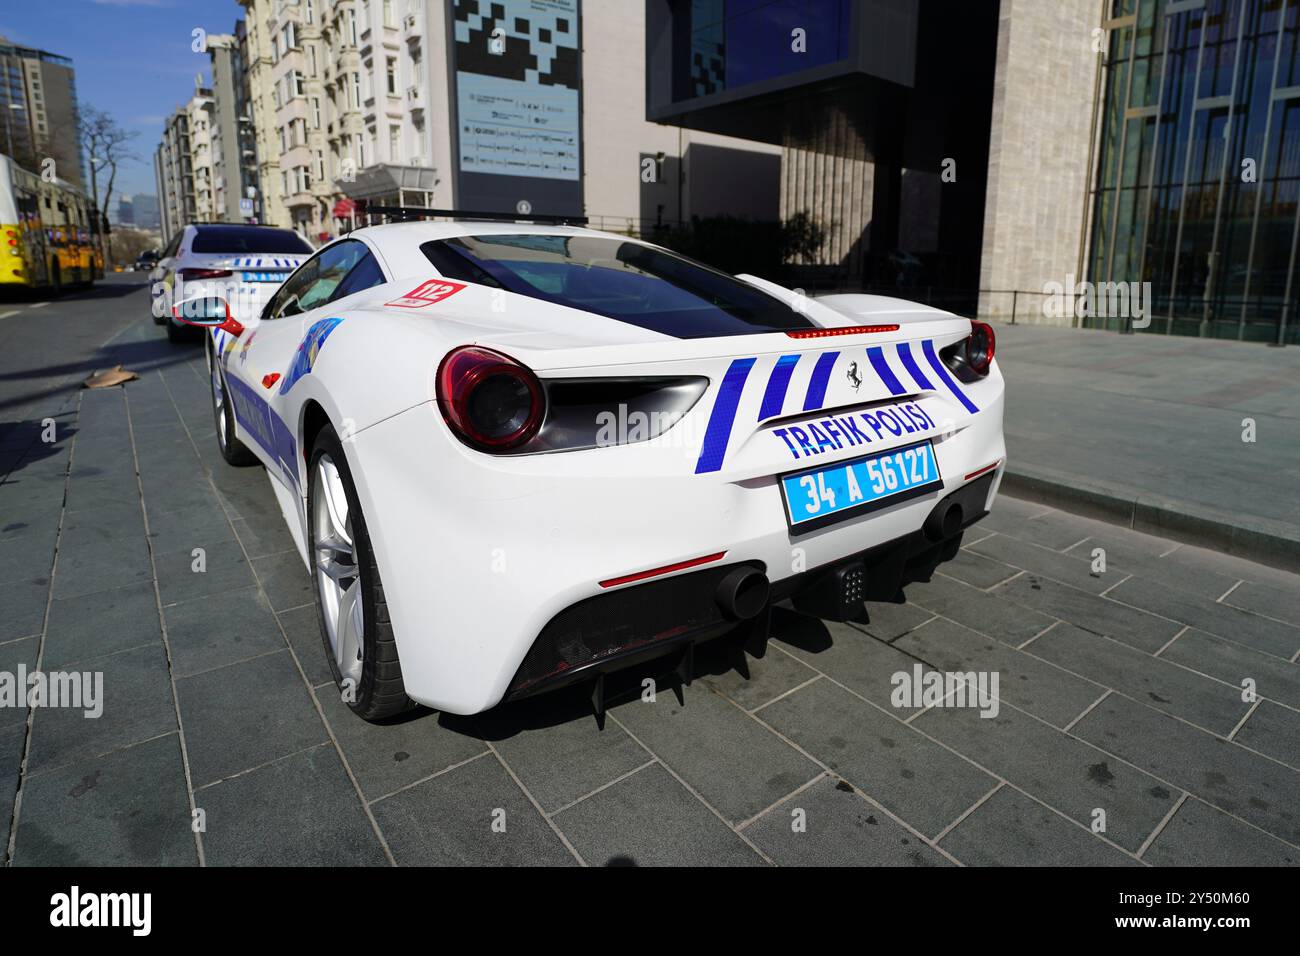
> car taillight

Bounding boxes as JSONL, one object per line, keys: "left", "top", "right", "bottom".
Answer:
{"left": 941, "top": 321, "right": 996, "bottom": 381}
{"left": 180, "top": 268, "right": 233, "bottom": 280}
{"left": 436, "top": 346, "right": 544, "bottom": 451}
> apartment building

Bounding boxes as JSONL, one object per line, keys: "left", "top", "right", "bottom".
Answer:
{"left": 238, "top": 2, "right": 288, "bottom": 227}
{"left": 154, "top": 84, "right": 217, "bottom": 239}
{"left": 208, "top": 31, "right": 261, "bottom": 223}
{"left": 0, "top": 35, "right": 85, "bottom": 187}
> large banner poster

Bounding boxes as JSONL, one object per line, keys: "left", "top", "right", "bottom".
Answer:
{"left": 450, "top": 0, "right": 583, "bottom": 215}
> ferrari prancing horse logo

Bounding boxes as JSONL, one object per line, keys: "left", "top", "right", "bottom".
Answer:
{"left": 846, "top": 361, "right": 863, "bottom": 392}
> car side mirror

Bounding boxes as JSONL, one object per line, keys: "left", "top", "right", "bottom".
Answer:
{"left": 172, "top": 295, "right": 245, "bottom": 337}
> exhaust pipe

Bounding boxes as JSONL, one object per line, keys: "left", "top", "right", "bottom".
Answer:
{"left": 716, "top": 566, "right": 770, "bottom": 621}
{"left": 924, "top": 500, "right": 964, "bottom": 542}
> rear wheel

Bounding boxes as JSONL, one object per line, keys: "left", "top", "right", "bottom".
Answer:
{"left": 208, "top": 343, "right": 257, "bottom": 466}
{"left": 309, "top": 425, "right": 414, "bottom": 721}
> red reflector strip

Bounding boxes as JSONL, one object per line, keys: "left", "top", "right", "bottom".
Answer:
{"left": 785, "top": 324, "right": 900, "bottom": 338}
{"left": 964, "top": 461, "right": 1000, "bottom": 481}
{"left": 599, "top": 551, "right": 727, "bottom": 589}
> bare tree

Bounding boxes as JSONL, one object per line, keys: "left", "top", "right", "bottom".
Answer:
{"left": 79, "top": 106, "right": 138, "bottom": 261}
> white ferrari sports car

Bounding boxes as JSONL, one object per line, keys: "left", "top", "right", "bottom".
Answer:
{"left": 178, "top": 218, "right": 1005, "bottom": 720}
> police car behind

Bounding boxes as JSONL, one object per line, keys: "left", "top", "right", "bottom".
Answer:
{"left": 151, "top": 223, "right": 314, "bottom": 341}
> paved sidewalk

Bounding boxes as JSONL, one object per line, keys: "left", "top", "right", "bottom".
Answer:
{"left": 0, "top": 284, "right": 1298, "bottom": 866}
{"left": 993, "top": 324, "right": 1300, "bottom": 571}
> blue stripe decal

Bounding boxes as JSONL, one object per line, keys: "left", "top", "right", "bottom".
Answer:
{"left": 758, "top": 354, "right": 800, "bottom": 421}
{"left": 867, "top": 346, "right": 907, "bottom": 395}
{"left": 922, "top": 340, "right": 979, "bottom": 413}
{"left": 802, "top": 351, "right": 840, "bottom": 411}
{"left": 695, "top": 358, "right": 756, "bottom": 474}
{"left": 895, "top": 341, "right": 934, "bottom": 391}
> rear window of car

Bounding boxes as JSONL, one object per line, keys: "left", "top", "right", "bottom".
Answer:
{"left": 419, "top": 234, "right": 815, "bottom": 339}
{"left": 191, "top": 226, "right": 314, "bottom": 255}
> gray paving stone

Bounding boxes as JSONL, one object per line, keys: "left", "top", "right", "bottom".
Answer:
{"left": 1160, "top": 629, "right": 1300, "bottom": 710}
{"left": 232, "top": 515, "right": 297, "bottom": 560}
{"left": 855, "top": 599, "right": 935, "bottom": 642}
{"left": 993, "top": 573, "right": 1183, "bottom": 653}
{"left": 0, "top": 581, "right": 46, "bottom": 643}
{"left": 62, "top": 474, "right": 139, "bottom": 514}
{"left": 1149, "top": 542, "right": 1300, "bottom": 591}
{"left": 761, "top": 678, "right": 996, "bottom": 837}
{"left": 939, "top": 786, "right": 1139, "bottom": 866}
{"left": 51, "top": 533, "right": 152, "bottom": 601}
{"left": 1, "top": 721, "right": 25, "bottom": 848}
{"left": 0, "top": 505, "right": 61, "bottom": 541}
{"left": 176, "top": 649, "right": 326, "bottom": 786}
{"left": 0, "top": 528, "right": 56, "bottom": 586}
{"left": 985, "top": 508, "right": 1096, "bottom": 551}
{"left": 213, "top": 477, "right": 284, "bottom": 524}
{"left": 698, "top": 636, "right": 819, "bottom": 712}
{"left": 58, "top": 501, "right": 145, "bottom": 540}
{"left": 251, "top": 552, "right": 312, "bottom": 611}
{"left": 373, "top": 752, "right": 576, "bottom": 866}
{"left": 163, "top": 585, "right": 284, "bottom": 677}
{"left": 1072, "top": 694, "right": 1300, "bottom": 846}
{"left": 940, "top": 547, "right": 1020, "bottom": 590}
{"left": 316, "top": 687, "right": 486, "bottom": 802}
{"left": 774, "top": 617, "right": 929, "bottom": 714}
{"left": 44, "top": 580, "right": 160, "bottom": 669}
{"left": 1030, "top": 624, "right": 1252, "bottom": 736}
{"left": 25, "top": 643, "right": 176, "bottom": 775}
{"left": 745, "top": 775, "right": 950, "bottom": 866}
{"left": 278, "top": 604, "right": 333, "bottom": 687}
{"left": 913, "top": 699, "right": 1178, "bottom": 852}
{"left": 610, "top": 681, "right": 820, "bottom": 824}
{"left": 905, "top": 572, "right": 1058, "bottom": 647}
{"left": 145, "top": 505, "right": 236, "bottom": 556}
{"left": 894, "top": 618, "right": 1105, "bottom": 729}
{"left": 1107, "top": 576, "right": 1300, "bottom": 659}
{"left": 0, "top": 636, "right": 39, "bottom": 728}
{"left": 1142, "top": 797, "right": 1299, "bottom": 867}
{"left": 157, "top": 539, "right": 255, "bottom": 606}
{"left": 1233, "top": 702, "right": 1300, "bottom": 769}
{"left": 11, "top": 733, "right": 197, "bottom": 866}
{"left": 1225, "top": 580, "right": 1300, "bottom": 628}
{"left": 971, "top": 532, "right": 1123, "bottom": 595}
{"left": 552, "top": 763, "right": 762, "bottom": 866}
{"left": 478, "top": 700, "right": 648, "bottom": 813}
{"left": 199, "top": 743, "right": 389, "bottom": 866}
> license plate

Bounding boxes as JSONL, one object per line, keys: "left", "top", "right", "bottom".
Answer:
{"left": 780, "top": 440, "right": 943, "bottom": 533}
{"left": 240, "top": 271, "right": 290, "bottom": 283}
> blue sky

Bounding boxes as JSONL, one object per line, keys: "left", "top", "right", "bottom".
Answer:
{"left": 1, "top": 0, "right": 246, "bottom": 198}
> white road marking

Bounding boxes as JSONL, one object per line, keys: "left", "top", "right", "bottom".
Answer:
{"left": 0, "top": 310, "right": 18, "bottom": 320}
{"left": 27, "top": 301, "right": 48, "bottom": 309}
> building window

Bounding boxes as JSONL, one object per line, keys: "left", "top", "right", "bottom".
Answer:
{"left": 389, "top": 126, "right": 400, "bottom": 161}
{"left": 348, "top": 9, "right": 358, "bottom": 46}
{"left": 308, "top": 43, "right": 317, "bottom": 75}
{"left": 305, "top": 0, "right": 315, "bottom": 24}
{"left": 293, "top": 70, "right": 306, "bottom": 97}
{"left": 350, "top": 73, "right": 361, "bottom": 109}
{"left": 383, "top": 0, "right": 394, "bottom": 28}
{"left": 386, "top": 58, "right": 397, "bottom": 96}
{"left": 311, "top": 96, "right": 322, "bottom": 128}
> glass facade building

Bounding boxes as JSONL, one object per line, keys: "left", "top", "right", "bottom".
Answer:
{"left": 1089, "top": 0, "right": 1300, "bottom": 343}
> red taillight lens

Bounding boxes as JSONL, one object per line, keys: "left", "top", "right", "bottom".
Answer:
{"left": 436, "top": 346, "right": 544, "bottom": 451}
{"left": 965, "top": 321, "right": 995, "bottom": 375}
{"left": 180, "top": 268, "right": 233, "bottom": 280}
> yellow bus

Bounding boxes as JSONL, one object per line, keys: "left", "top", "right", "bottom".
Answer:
{"left": 0, "top": 152, "right": 103, "bottom": 293}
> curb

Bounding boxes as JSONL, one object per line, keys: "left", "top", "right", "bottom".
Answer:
{"left": 1000, "top": 469, "right": 1300, "bottom": 575}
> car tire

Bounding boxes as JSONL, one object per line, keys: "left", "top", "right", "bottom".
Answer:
{"left": 308, "top": 424, "right": 415, "bottom": 722}
{"left": 208, "top": 341, "right": 258, "bottom": 466}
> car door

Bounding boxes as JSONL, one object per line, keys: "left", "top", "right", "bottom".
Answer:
{"left": 220, "top": 239, "right": 382, "bottom": 493}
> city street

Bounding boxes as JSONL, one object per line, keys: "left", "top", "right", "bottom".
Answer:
{"left": 0, "top": 276, "right": 1296, "bottom": 866}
